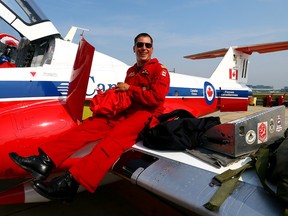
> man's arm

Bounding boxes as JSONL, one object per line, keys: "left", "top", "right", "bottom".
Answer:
{"left": 125, "top": 66, "right": 170, "bottom": 108}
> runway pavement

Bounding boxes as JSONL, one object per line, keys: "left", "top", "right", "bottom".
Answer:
{"left": 0, "top": 105, "right": 287, "bottom": 216}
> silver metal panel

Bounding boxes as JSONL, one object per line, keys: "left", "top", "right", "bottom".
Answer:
{"left": 135, "top": 153, "right": 284, "bottom": 215}
{"left": 201, "top": 106, "right": 286, "bottom": 157}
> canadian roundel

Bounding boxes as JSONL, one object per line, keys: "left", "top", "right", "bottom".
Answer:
{"left": 204, "top": 81, "right": 215, "bottom": 105}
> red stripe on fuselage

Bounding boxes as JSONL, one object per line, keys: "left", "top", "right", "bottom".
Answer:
{"left": 165, "top": 97, "right": 249, "bottom": 116}
{"left": 164, "top": 97, "right": 219, "bottom": 117}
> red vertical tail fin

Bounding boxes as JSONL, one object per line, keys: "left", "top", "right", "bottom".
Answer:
{"left": 65, "top": 37, "right": 95, "bottom": 121}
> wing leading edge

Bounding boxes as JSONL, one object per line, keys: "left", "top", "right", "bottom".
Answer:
{"left": 184, "top": 41, "right": 288, "bottom": 59}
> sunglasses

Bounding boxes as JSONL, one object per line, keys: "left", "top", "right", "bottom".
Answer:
{"left": 136, "top": 42, "right": 153, "bottom": 49}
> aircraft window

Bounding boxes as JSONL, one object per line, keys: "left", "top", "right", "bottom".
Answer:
{"left": 42, "top": 38, "right": 55, "bottom": 65}
{"left": 14, "top": 37, "right": 34, "bottom": 67}
{"left": 2, "top": 0, "right": 48, "bottom": 24}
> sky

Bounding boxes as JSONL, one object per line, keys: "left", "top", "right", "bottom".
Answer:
{"left": 1, "top": 0, "right": 288, "bottom": 89}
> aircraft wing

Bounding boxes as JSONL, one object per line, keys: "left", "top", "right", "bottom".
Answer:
{"left": 183, "top": 48, "right": 228, "bottom": 59}
{"left": 112, "top": 145, "right": 284, "bottom": 215}
{"left": 111, "top": 105, "right": 287, "bottom": 215}
{"left": 235, "top": 40, "right": 288, "bottom": 54}
{"left": 184, "top": 40, "right": 288, "bottom": 59}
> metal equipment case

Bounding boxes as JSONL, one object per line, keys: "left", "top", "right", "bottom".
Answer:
{"left": 201, "top": 106, "right": 286, "bottom": 157}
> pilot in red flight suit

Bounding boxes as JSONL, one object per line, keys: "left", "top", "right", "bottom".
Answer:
{"left": 9, "top": 33, "right": 170, "bottom": 200}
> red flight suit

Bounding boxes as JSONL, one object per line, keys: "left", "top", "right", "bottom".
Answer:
{"left": 39, "top": 58, "right": 170, "bottom": 193}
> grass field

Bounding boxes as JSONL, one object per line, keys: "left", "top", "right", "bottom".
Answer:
{"left": 82, "top": 105, "right": 93, "bottom": 120}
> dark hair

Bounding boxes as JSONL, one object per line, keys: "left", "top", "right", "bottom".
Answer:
{"left": 134, "top": 33, "right": 153, "bottom": 45}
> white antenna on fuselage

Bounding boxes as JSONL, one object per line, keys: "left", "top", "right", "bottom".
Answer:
{"left": 64, "top": 26, "right": 90, "bottom": 42}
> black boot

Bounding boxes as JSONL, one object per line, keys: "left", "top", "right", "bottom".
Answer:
{"left": 9, "top": 148, "right": 55, "bottom": 180}
{"left": 32, "top": 172, "right": 79, "bottom": 202}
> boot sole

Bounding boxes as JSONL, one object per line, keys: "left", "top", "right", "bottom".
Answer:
{"left": 32, "top": 183, "right": 74, "bottom": 202}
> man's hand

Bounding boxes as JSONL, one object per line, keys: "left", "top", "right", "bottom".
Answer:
{"left": 115, "top": 82, "right": 130, "bottom": 92}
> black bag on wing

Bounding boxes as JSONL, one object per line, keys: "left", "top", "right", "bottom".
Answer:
{"left": 139, "top": 109, "right": 221, "bottom": 150}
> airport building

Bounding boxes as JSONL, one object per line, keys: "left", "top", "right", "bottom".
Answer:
{"left": 247, "top": 85, "right": 288, "bottom": 93}
{"left": 247, "top": 85, "right": 274, "bottom": 93}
